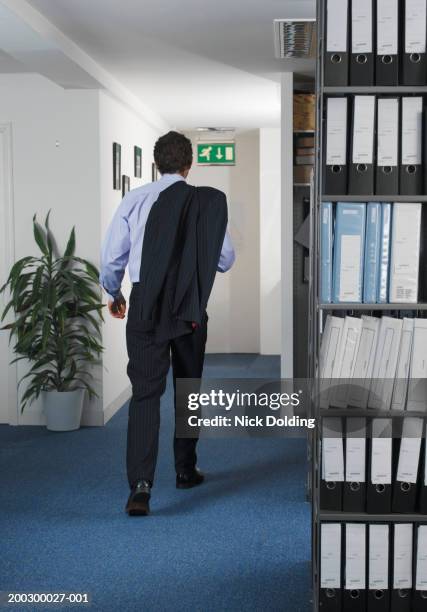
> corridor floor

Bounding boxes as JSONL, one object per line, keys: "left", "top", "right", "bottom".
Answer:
{"left": 0, "top": 355, "right": 311, "bottom": 612}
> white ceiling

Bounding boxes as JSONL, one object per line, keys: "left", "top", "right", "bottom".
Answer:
{"left": 0, "top": 49, "right": 28, "bottom": 72}
{"left": 4, "top": 0, "right": 316, "bottom": 128}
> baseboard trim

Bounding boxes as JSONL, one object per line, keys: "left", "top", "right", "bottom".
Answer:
{"left": 5, "top": 388, "right": 131, "bottom": 428}
{"left": 103, "top": 385, "right": 131, "bottom": 425}
{"left": 80, "top": 406, "right": 104, "bottom": 427}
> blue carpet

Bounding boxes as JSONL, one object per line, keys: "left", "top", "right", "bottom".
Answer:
{"left": 0, "top": 355, "right": 311, "bottom": 612}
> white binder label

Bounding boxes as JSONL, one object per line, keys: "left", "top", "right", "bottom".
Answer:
{"left": 322, "top": 438, "right": 345, "bottom": 481}
{"left": 425, "top": 422, "right": 427, "bottom": 486}
{"left": 377, "top": 0, "right": 399, "bottom": 55}
{"left": 416, "top": 526, "right": 427, "bottom": 591}
{"left": 321, "top": 524, "right": 341, "bottom": 589}
{"left": 402, "top": 97, "right": 423, "bottom": 165}
{"left": 352, "top": 96, "right": 375, "bottom": 164}
{"left": 327, "top": 0, "right": 348, "bottom": 52}
{"left": 397, "top": 437, "right": 422, "bottom": 483}
{"left": 369, "top": 525, "right": 389, "bottom": 590}
{"left": 391, "top": 320, "right": 415, "bottom": 410}
{"left": 371, "top": 438, "right": 392, "bottom": 484}
{"left": 345, "top": 524, "right": 366, "bottom": 590}
{"left": 326, "top": 98, "right": 347, "bottom": 166}
{"left": 405, "top": 0, "right": 427, "bottom": 53}
{"left": 339, "top": 235, "right": 361, "bottom": 302}
{"left": 352, "top": 0, "right": 373, "bottom": 53}
{"left": 346, "top": 418, "right": 366, "bottom": 482}
{"left": 377, "top": 98, "right": 399, "bottom": 167}
{"left": 320, "top": 322, "right": 343, "bottom": 379}
{"left": 393, "top": 524, "right": 413, "bottom": 589}
{"left": 390, "top": 204, "right": 421, "bottom": 303}
{"left": 346, "top": 438, "right": 366, "bottom": 481}
{"left": 396, "top": 418, "right": 423, "bottom": 484}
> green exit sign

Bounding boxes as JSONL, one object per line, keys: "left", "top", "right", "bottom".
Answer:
{"left": 197, "top": 142, "right": 236, "bottom": 165}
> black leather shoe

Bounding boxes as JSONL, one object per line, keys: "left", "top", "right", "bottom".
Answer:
{"left": 125, "top": 480, "right": 151, "bottom": 516}
{"left": 176, "top": 467, "right": 204, "bottom": 489}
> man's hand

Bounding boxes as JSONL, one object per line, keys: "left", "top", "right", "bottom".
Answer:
{"left": 108, "top": 294, "right": 127, "bottom": 319}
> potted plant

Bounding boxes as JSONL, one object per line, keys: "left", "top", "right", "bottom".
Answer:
{"left": 0, "top": 213, "right": 104, "bottom": 431}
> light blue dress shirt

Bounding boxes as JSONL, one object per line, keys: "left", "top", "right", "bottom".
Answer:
{"left": 100, "top": 173, "right": 235, "bottom": 299}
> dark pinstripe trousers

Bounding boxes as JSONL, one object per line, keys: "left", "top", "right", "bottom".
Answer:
{"left": 126, "top": 297, "right": 207, "bottom": 488}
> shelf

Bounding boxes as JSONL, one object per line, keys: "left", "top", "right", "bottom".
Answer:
{"left": 320, "top": 409, "right": 427, "bottom": 418}
{"left": 318, "top": 303, "right": 427, "bottom": 311}
{"left": 319, "top": 511, "right": 427, "bottom": 522}
{"left": 294, "top": 130, "right": 315, "bottom": 134}
{"left": 294, "top": 183, "right": 311, "bottom": 187}
{"left": 323, "top": 86, "right": 427, "bottom": 94}
{"left": 322, "top": 195, "right": 427, "bottom": 203}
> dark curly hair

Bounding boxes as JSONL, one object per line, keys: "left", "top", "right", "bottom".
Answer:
{"left": 153, "top": 131, "right": 193, "bottom": 175}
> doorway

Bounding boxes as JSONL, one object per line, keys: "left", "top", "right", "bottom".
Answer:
{"left": 0, "top": 123, "right": 17, "bottom": 424}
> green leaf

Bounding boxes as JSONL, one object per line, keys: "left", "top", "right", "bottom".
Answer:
{"left": 44, "top": 210, "right": 54, "bottom": 257}
{"left": 1, "top": 257, "right": 36, "bottom": 294}
{"left": 41, "top": 317, "right": 51, "bottom": 350}
{"left": 33, "top": 215, "right": 49, "bottom": 256}
{"left": 1, "top": 299, "right": 14, "bottom": 322}
{"left": 64, "top": 227, "right": 76, "bottom": 257}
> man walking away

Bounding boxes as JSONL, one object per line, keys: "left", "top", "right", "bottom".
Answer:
{"left": 100, "top": 131, "right": 235, "bottom": 515}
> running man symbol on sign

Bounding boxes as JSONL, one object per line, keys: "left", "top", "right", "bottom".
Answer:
{"left": 199, "top": 146, "right": 213, "bottom": 162}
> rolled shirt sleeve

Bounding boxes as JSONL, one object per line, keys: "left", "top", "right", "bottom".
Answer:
{"left": 217, "top": 229, "right": 235, "bottom": 272}
{"left": 100, "top": 197, "right": 131, "bottom": 300}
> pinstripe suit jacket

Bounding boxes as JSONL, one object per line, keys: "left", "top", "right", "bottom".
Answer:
{"left": 135, "top": 180, "right": 228, "bottom": 341}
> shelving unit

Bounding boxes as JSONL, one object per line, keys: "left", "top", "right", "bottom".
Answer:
{"left": 310, "top": 2, "right": 427, "bottom": 611}
{"left": 323, "top": 195, "right": 427, "bottom": 203}
{"left": 319, "top": 511, "right": 427, "bottom": 523}
{"left": 319, "top": 303, "right": 427, "bottom": 311}
{"left": 324, "top": 86, "right": 427, "bottom": 94}
{"left": 293, "top": 94, "right": 314, "bottom": 380}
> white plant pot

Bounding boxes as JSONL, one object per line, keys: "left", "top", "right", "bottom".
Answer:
{"left": 43, "top": 389, "right": 85, "bottom": 432}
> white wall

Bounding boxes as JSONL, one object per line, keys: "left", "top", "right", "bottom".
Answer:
{"left": 259, "top": 127, "right": 281, "bottom": 355}
{"left": 98, "top": 91, "right": 162, "bottom": 416}
{"left": 186, "top": 129, "right": 260, "bottom": 354}
{"left": 0, "top": 74, "right": 164, "bottom": 425}
{"left": 281, "top": 72, "right": 294, "bottom": 377}
{"left": 0, "top": 73, "right": 102, "bottom": 425}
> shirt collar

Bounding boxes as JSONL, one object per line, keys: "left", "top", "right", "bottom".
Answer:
{"left": 159, "top": 173, "right": 186, "bottom": 183}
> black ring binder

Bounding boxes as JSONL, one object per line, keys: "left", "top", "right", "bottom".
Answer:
{"left": 357, "top": 54, "right": 368, "bottom": 64}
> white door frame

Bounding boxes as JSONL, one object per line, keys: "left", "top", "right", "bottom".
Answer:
{"left": 0, "top": 123, "right": 18, "bottom": 425}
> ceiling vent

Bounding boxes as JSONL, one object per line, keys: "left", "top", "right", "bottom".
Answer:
{"left": 273, "top": 19, "right": 316, "bottom": 59}
{"left": 196, "top": 127, "right": 235, "bottom": 133}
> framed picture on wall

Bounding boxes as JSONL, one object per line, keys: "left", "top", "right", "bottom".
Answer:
{"left": 113, "top": 142, "right": 121, "bottom": 190}
{"left": 122, "top": 175, "right": 130, "bottom": 196}
{"left": 134, "top": 146, "right": 142, "bottom": 178}
{"left": 151, "top": 162, "right": 159, "bottom": 182}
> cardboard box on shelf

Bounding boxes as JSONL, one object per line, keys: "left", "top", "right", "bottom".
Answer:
{"left": 294, "top": 165, "right": 313, "bottom": 184}
{"left": 296, "top": 136, "right": 315, "bottom": 148}
{"left": 296, "top": 155, "right": 315, "bottom": 165}
{"left": 294, "top": 94, "right": 315, "bottom": 132}
{"left": 296, "top": 148, "right": 315, "bottom": 156}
